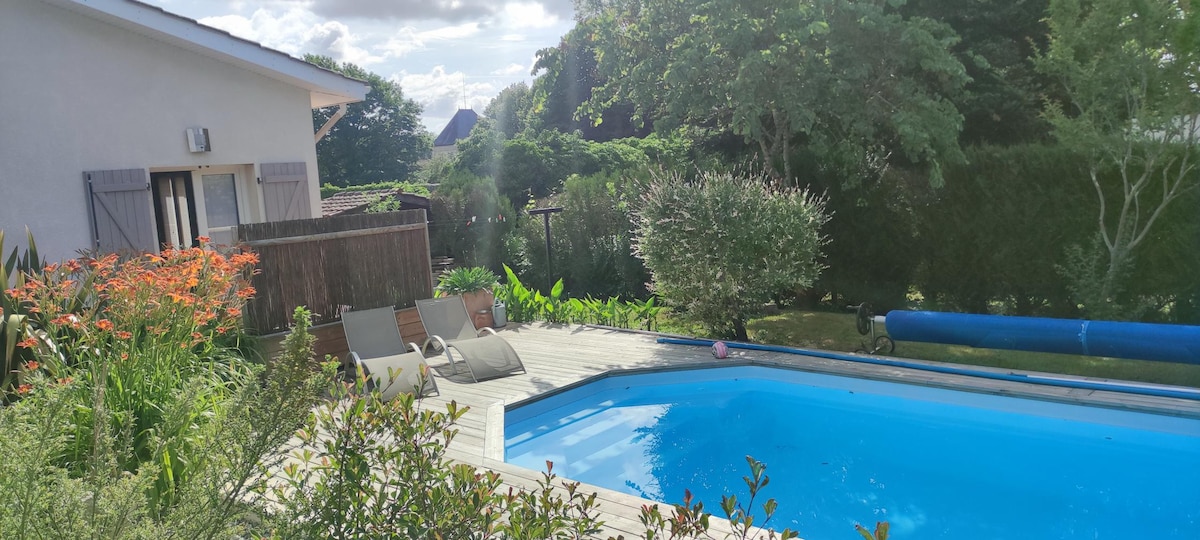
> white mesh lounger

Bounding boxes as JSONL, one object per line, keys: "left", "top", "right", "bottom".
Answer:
{"left": 416, "top": 295, "right": 526, "bottom": 382}
{"left": 342, "top": 306, "right": 438, "bottom": 399}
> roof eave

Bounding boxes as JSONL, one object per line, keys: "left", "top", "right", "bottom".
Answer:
{"left": 41, "top": 0, "right": 368, "bottom": 108}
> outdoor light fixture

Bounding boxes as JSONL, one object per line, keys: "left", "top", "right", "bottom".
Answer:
{"left": 186, "top": 127, "right": 211, "bottom": 153}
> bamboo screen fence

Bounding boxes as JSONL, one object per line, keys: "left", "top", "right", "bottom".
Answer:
{"left": 237, "top": 210, "right": 433, "bottom": 334}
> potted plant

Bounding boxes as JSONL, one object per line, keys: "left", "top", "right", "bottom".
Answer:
{"left": 435, "top": 266, "right": 499, "bottom": 329}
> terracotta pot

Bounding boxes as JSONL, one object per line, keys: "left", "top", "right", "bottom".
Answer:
{"left": 461, "top": 290, "right": 495, "bottom": 329}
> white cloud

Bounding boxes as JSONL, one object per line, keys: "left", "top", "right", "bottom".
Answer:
{"left": 377, "top": 22, "right": 482, "bottom": 58}
{"left": 491, "top": 63, "right": 527, "bottom": 76}
{"left": 502, "top": 2, "right": 562, "bottom": 29}
{"left": 306, "top": 0, "right": 574, "bottom": 23}
{"left": 399, "top": 66, "right": 494, "bottom": 130}
{"left": 199, "top": 8, "right": 383, "bottom": 66}
{"left": 499, "top": 34, "right": 526, "bottom": 42}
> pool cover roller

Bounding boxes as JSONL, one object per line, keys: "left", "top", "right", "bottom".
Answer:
{"left": 884, "top": 311, "right": 1200, "bottom": 365}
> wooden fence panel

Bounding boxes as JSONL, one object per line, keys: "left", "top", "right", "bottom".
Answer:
{"left": 257, "top": 307, "right": 425, "bottom": 365}
{"left": 238, "top": 210, "right": 433, "bottom": 334}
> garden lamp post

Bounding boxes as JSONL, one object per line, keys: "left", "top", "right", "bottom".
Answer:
{"left": 528, "top": 206, "right": 563, "bottom": 292}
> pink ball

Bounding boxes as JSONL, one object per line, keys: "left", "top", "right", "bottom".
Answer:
{"left": 711, "top": 341, "right": 729, "bottom": 359}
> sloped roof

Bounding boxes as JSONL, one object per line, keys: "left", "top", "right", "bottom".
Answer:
{"left": 321, "top": 189, "right": 431, "bottom": 217}
{"left": 39, "top": 0, "right": 368, "bottom": 108}
{"left": 433, "top": 109, "right": 480, "bottom": 147}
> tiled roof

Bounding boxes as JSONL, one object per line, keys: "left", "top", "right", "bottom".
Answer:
{"left": 321, "top": 189, "right": 431, "bottom": 217}
{"left": 433, "top": 109, "right": 480, "bottom": 147}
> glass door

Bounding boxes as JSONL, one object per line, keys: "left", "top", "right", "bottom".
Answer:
{"left": 200, "top": 173, "right": 240, "bottom": 247}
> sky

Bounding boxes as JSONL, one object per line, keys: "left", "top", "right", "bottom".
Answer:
{"left": 143, "top": 0, "right": 577, "bottom": 134}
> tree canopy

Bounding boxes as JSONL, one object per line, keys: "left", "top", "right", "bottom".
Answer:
{"left": 307, "top": 55, "right": 431, "bottom": 187}
{"left": 579, "top": 0, "right": 969, "bottom": 185}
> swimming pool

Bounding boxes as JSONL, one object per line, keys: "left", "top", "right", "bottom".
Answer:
{"left": 505, "top": 366, "right": 1200, "bottom": 539}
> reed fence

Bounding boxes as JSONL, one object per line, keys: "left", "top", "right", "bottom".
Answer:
{"left": 237, "top": 210, "right": 433, "bottom": 334}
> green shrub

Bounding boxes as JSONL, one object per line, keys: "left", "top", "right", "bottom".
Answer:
{"left": 1, "top": 229, "right": 43, "bottom": 401}
{"left": 0, "top": 305, "right": 331, "bottom": 539}
{"left": 7, "top": 244, "right": 262, "bottom": 510}
{"left": 912, "top": 143, "right": 1091, "bottom": 316}
{"left": 634, "top": 170, "right": 829, "bottom": 340}
{"left": 265, "top": 374, "right": 605, "bottom": 539}
{"left": 514, "top": 170, "right": 651, "bottom": 299}
{"left": 435, "top": 266, "right": 499, "bottom": 296}
{"left": 497, "top": 264, "right": 662, "bottom": 329}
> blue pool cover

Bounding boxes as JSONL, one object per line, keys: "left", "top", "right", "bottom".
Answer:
{"left": 885, "top": 311, "right": 1200, "bottom": 364}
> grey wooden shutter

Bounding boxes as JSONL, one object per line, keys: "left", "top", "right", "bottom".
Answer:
{"left": 260, "top": 162, "right": 311, "bottom": 221}
{"left": 86, "top": 169, "right": 158, "bottom": 253}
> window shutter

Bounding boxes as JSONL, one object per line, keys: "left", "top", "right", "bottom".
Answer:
{"left": 260, "top": 162, "right": 311, "bottom": 222}
{"left": 86, "top": 169, "right": 158, "bottom": 253}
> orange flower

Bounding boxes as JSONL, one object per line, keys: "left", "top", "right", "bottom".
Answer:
{"left": 24, "top": 361, "right": 39, "bottom": 371}
{"left": 16, "top": 384, "right": 32, "bottom": 395}
{"left": 56, "top": 377, "right": 73, "bottom": 385}
{"left": 95, "top": 319, "right": 114, "bottom": 332}
{"left": 115, "top": 331, "right": 133, "bottom": 340}
{"left": 236, "top": 287, "right": 256, "bottom": 299}
{"left": 16, "top": 337, "right": 38, "bottom": 349}
{"left": 225, "top": 307, "right": 241, "bottom": 318}
{"left": 49, "top": 314, "right": 74, "bottom": 326}
{"left": 230, "top": 252, "right": 259, "bottom": 266}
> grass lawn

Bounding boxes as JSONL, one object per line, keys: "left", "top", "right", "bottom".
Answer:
{"left": 663, "top": 308, "right": 1200, "bottom": 388}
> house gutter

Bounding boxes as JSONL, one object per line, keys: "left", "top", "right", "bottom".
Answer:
{"left": 314, "top": 103, "right": 348, "bottom": 142}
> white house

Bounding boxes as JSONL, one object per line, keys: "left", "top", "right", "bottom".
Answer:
{"left": 0, "top": 0, "right": 368, "bottom": 261}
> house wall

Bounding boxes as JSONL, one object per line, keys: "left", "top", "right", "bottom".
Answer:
{"left": 0, "top": 0, "right": 322, "bottom": 261}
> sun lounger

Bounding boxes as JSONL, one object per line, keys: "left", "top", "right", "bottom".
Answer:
{"left": 416, "top": 296, "right": 526, "bottom": 382}
{"left": 342, "top": 306, "right": 438, "bottom": 398}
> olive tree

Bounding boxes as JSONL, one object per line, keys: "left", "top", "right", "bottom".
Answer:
{"left": 634, "top": 170, "right": 829, "bottom": 340}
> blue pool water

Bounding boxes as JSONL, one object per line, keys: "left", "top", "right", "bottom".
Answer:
{"left": 504, "top": 366, "right": 1200, "bottom": 540}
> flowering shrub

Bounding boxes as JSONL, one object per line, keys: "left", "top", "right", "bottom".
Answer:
{"left": 4, "top": 239, "right": 260, "bottom": 509}
{"left": 10, "top": 242, "right": 257, "bottom": 365}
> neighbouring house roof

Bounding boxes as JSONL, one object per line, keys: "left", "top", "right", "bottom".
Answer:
{"left": 38, "top": 0, "right": 368, "bottom": 108}
{"left": 433, "top": 109, "right": 480, "bottom": 147}
{"left": 321, "top": 189, "right": 432, "bottom": 217}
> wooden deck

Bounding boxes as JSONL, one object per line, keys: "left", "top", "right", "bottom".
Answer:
{"left": 392, "top": 323, "right": 1200, "bottom": 538}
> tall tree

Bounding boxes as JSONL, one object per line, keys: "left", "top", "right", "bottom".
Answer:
{"left": 902, "top": 0, "right": 1055, "bottom": 145}
{"left": 307, "top": 55, "right": 431, "bottom": 187}
{"left": 484, "top": 82, "right": 533, "bottom": 139}
{"left": 529, "top": 24, "right": 649, "bottom": 141}
{"left": 1035, "top": 0, "right": 1199, "bottom": 317}
{"left": 580, "top": 0, "right": 969, "bottom": 185}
